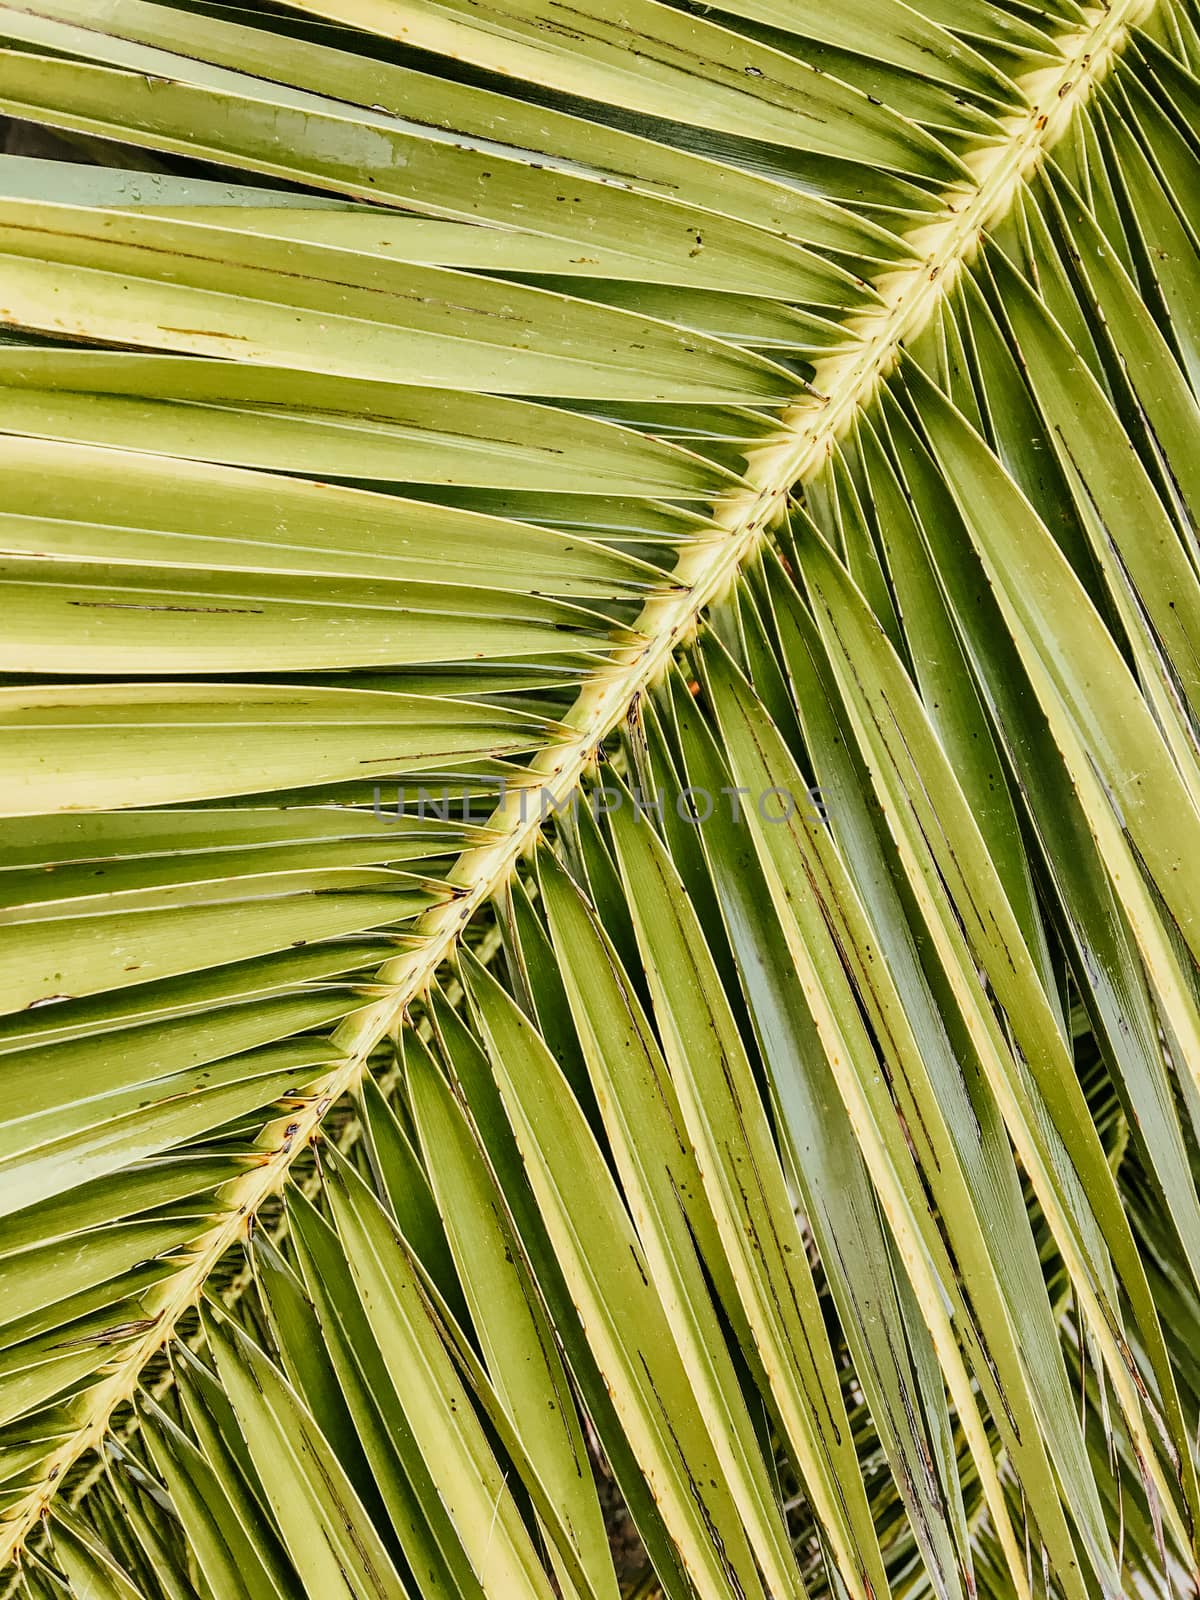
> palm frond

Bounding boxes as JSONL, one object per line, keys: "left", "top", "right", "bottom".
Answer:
{"left": 1, "top": 0, "right": 1199, "bottom": 1594}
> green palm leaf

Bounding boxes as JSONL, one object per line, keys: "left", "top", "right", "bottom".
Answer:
{"left": 1, "top": 0, "right": 1199, "bottom": 1596}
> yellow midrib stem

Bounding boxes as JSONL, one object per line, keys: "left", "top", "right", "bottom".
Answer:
{"left": 0, "top": 0, "right": 1152, "bottom": 1567}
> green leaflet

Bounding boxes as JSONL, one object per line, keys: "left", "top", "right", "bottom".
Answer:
{"left": 143, "top": 1404, "right": 300, "bottom": 1600}
{"left": 700, "top": 637, "right": 1093, "bottom": 1600}
{"left": 203, "top": 1308, "right": 412, "bottom": 1600}
{"left": 601, "top": 803, "right": 888, "bottom": 1600}
{"left": 0, "top": 352, "right": 730, "bottom": 497}
{"left": 426, "top": 987, "right": 695, "bottom": 1600}
{"left": 0, "top": 684, "right": 564, "bottom": 812}
{"left": 405, "top": 1041, "right": 619, "bottom": 1600}
{"left": 256, "top": 0, "right": 966, "bottom": 177}
{"left": 903, "top": 365, "right": 1200, "bottom": 977}
{"left": 0, "top": 200, "right": 797, "bottom": 403}
{"left": 322, "top": 1153, "right": 558, "bottom": 1600}
{"left": 535, "top": 851, "right": 809, "bottom": 1600}
{"left": 663, "top": 662, "right": 970, "bottom": 1600}
{"left": 286, "top": 1187, "right": 488, "bottom": 1600}
{"left": 794, "top": 524, "right": 1196, "bottom": 1554}
{"left": 462, "top": 950, "right": 771, "bottom": 1600}
{"left": 0, "top": 1037, "right": 345, "bottom": 1218}
{"left": 49, "top": 1512, "right": 150, "bottom": 1600}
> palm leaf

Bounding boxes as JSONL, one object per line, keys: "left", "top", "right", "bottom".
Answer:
{"left": 1, "top": 0, "right": 1199, "bottom": 1596}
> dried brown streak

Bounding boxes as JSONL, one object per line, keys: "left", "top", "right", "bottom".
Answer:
{"left": 871, "top": 681, "right": 1008, "bottom": 979}
{"left": 155, "top": 325, "right": 250, "bottom": 339}
{"left": 6, "top": 3, "right": 650, "bottom": 191}
{"left": 539, "top": 0, "right": 832, "bottom": 125}
{"left": 0, "top": 221, "right": 550, "bottom": 327}
{"left": 1056, "top": 424, "right": 1200, "bottom": 694}
{"left": 65, "top": 601, "right": 266, "bottom": 614}
{"left": 635, "top": 1353, "right": 750, "bottom": 1600}
{"left": 595, "top": 919, "right": 693, "bottom": 1165}
{"left": 829, "top": 1236, "right": 948, "bottom": 1574}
